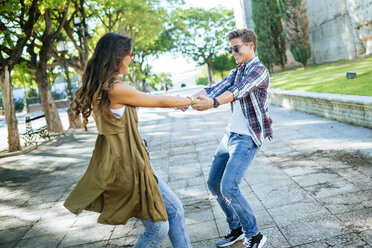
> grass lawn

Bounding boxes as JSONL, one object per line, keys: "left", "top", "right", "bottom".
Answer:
{"left": 270, "top": 56, "right": 372, "bottom": 96}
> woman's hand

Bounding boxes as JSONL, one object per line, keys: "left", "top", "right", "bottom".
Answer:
{"left": 175, "top": 105, "right": 189, "bottom": 112}
{"left": 174, "top": 97, "right": 202, "bottom": 112}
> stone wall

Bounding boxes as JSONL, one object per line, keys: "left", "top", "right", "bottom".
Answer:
{"left": 270, "top": 89, "right": 372, "bottom": 129}
{"left": 345, "top": 0, "right": 372, "bottom": 54}
{"left": 27, "top": 100, "right": 71, "bottom": 113}
{"left": 306, "top": 0, "right": 366, "bottom": 64}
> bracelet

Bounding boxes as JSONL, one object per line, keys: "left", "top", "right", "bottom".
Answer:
{"left": 186, "top": 96, "right": 195, "bottom": 105}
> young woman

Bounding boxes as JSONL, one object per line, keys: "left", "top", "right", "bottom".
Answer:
{"left": 64, "top": 33, "right": 195, "bottom": 248}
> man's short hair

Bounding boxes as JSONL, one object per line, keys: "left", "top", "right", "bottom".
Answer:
{"left": 228, "top": 29, "right": 257, "bottom": 52}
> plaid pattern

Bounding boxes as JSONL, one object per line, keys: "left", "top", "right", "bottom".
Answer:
{"left": 205, "top": 56, "right": 273, "bottom": 147}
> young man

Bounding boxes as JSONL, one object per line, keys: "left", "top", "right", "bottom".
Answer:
{"left": 190, "top": 29, "right": 272, "bottom": 248}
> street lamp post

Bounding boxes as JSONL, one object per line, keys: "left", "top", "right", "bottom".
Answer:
{"left": 56, "top": 34, "right": 82, "bottom": 129}
{"left": 56, "top": 35, "right": 73, "bottom": 104}
{"left": 73, "top": 16, "right": 91, "bottom": 60}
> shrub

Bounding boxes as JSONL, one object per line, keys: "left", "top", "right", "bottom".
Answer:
{"left": 13, "top": 98, "right": 25, "bottom": 112}
{"left": 26, "top": 88, "right": 39, "bottom": 99}
{"left": 52, "top": 90, "right": 66, "bottom": 100}
{"left": 195, "top": 76, "right": 208, "bottom": 86}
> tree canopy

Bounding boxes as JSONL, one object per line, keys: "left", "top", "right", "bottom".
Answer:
{"left": 252, "top": 0, "right": 287, "bottom": 72}
{"left": 212, "top": 53, "right": 236, "bottom": 80}
{"left": 171, "top": 7, "right": 235, "bottom": 85}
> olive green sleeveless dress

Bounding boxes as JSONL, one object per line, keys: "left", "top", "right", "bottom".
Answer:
{"left": 64, "top": 106, "right": 168, "bottom": 225}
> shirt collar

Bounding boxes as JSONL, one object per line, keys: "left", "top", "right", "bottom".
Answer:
{"left": 237, "top": 56, "right": 259, "bottom": 70}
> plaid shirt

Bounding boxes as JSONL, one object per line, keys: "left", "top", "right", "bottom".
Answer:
{"left": 205, "top": 56, "right": 273, "bottom": 147}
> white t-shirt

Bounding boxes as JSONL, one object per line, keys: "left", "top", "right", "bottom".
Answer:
{"left": 226, "top": 100, "right": 251, "bottom": 136}
{"left": 111, "top": 106, "right": 126, "bottom": 119}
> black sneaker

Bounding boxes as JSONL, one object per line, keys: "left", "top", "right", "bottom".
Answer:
{"left": 243, "top": 233, "right": 267, "bottom": 248}
{"left": 216, "top": 226, "right": 244, "bottom": 247}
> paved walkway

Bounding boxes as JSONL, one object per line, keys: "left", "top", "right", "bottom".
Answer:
{"left": 0, "top": 88, "right": 371, "bottom": 247}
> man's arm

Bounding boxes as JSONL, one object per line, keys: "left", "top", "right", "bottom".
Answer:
{"left": 175, "top": 69, "right": 234, "bottom": 112}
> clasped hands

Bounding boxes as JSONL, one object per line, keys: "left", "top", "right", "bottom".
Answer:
{"left": 176, "top": 95, "right": 214, "bottom": 112}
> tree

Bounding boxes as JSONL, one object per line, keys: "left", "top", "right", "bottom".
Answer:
{"left": 0, "top": 0, "right": 40, "bottom": 151}
{"left": 24, "top": 2, "right": 70, "bottom": 133}
{"left": 172, "top": 7, "right": 235, "bottom": 85}
{"left": 96, "top": 0, "right": 177, "bottom": 89}
{"left": 212, "top": 53, "right": 236, "bottom": 80}
{"left": 51, "top": 0, "right": 94, "bottom": 129}
{"left": 53, "top": 0, "right": 92, "bottom": 76}
{"left": 277, "top": 0, "right": 311, "bottom": 69}
{"left": 251, "top": 0, "right": 276, "bottom": 72}
{"left": 268, "top": 0, "right": 287, "bottom": 70}
{"left": 147, "top": 72, "right": 172, "bottom": 91}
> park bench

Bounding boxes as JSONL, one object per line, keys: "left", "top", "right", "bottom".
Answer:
{"left": 20, "top": 114, "right": 51, "bottom": 146}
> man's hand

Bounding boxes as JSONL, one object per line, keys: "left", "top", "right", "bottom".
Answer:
{"left": 174, "top": 96, "right": 202, "bottom": 112}
{"left": 191, "top": 95, "right": 214, "bottom": 111}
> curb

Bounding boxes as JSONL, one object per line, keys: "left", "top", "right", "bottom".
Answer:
{"left": 0, "top": 145, "right": 38, "bottom": 158}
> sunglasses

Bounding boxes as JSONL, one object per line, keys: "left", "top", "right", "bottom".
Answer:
{"left": 228, "top": 42, "right": 249, "bottom": 54}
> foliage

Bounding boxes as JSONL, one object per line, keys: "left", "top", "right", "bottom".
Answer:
{"left": 11, "top": 62, "right": 37, "bottom": 89}
{"left": 251, "top": 0, "right": 277, "bottom": 72}
{"left": 26, "top": 88, "right": 39, "bottom": 99}
{"left": 13, "top": 98, "right": 24, "bottom": 112}
{"left": 146, "top": 72, "right": 172, "bottom": 91}
{"left": 0, "top": 0, "right": 40, "bottom": 62}
{"left": 94, "top": 0, "right": 180, "bottom": 89}
{"left": 51, "top": 90, "right": 66, "bottom": 100}
{"left": 277, "top": 0, "right": 311, "bottom": 68}
{"left": 212, "top": 53, "right": 236, "bottom": 79}
{"left": 195, "top": 76, "right": 208, "bottom": 86}
{"left": 268, "top": 0, "right": 287, "bottom": 70}
{"left": 171, "top": 7, "right": 235, "bottom": 85}
{"left": 270, "top": 56, "right": 372, "bottom": 96}
{"left": 47, "top": 66, "right": 61, "bottom": 87}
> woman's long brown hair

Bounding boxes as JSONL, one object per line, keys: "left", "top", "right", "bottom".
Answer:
{"left": 72, "top": 33, "right": 132, "bottom": 130}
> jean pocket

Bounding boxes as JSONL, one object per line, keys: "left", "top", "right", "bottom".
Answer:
{"left": 237, "top": 133, "right": 252, "bottom": 141}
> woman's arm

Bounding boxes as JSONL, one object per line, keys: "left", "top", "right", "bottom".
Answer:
{"left": 109, "top": 82, "right": 194, "bottom": 108}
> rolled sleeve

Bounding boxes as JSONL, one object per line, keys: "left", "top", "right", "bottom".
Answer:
{"left": 204, "top": 86, "right": 214, "bottom": 97}
{"left": 204, "top": 70, "right": 236, "bottom": 98}
{"left": 228, "top": 65, "right": 269, "bottom": 100}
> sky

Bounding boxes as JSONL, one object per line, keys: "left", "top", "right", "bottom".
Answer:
{"left": 149, "top": 0, "right": 234, "bottom": 87}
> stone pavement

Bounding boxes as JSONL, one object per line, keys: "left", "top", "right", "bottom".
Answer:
{"left": 0, "top": 88, "right": 372, "bottom": 247}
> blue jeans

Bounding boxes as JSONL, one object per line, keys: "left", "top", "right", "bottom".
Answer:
{"left": 134, "top": 175, "right": 192, "bottom": 248}
{"left": 207, "top": 132, "right": 259, "bottom": 238}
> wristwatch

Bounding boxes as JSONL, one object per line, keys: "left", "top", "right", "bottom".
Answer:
{"left": 213, "top": 97, "right": 220, "bottom": 108}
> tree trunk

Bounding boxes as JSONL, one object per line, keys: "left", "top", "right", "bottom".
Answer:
{"left": 135, "top": 79, "right": 141, "bottom": 90}
{"left": 206, "top": 61, "right": 214, "bottom": 86}
{"left": 28, "top": 9, "right": 68, "bottom": 134}
{"left": 35, "top": 66, "right": 64, "bottom": 133}
{"left": 1, "top": 66, "right": 22, "bottom": 151}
